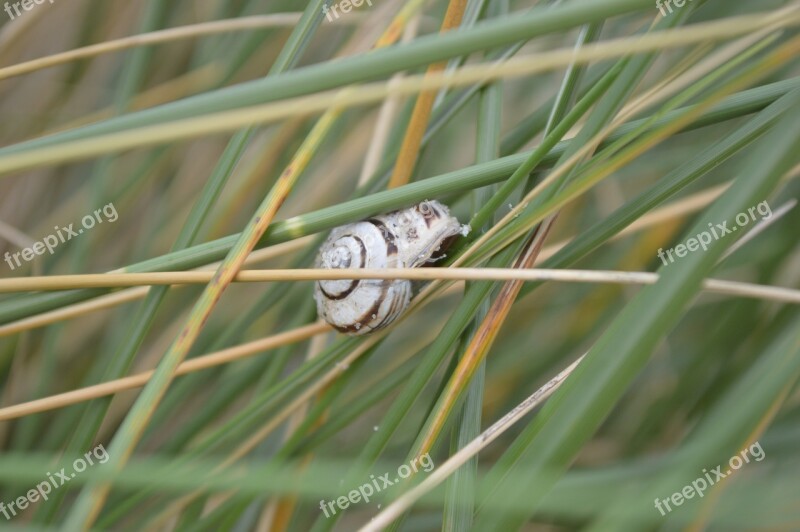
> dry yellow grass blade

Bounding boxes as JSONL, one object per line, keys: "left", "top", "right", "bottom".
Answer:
{"left": 414, "top": 215, "right": 555, "bottom": 458}
{"left": 0, "top": 322, "right": 328, "bottom": 421}
{"left": 0, "top": 13, "right": 365, "bottom": 81}
{"left": 387, "top": 0, "right": 467, "bottom": 189}
{"left": 210, "top": 118, "right": 308, "bottom": 236}
{"left": 373, "top": 0, "right": 428, "bottom": 48}
{"left": 0, "top": 289, "right": 149, "bottom": 339}
{"left": 359, "top": 15, "right": 422, "bottom": 185}
{"left": 3, "top": 9, "right": 798, "bottom": 176}
{"left": 2, "top": 268, "right": 799, "bottom": 302}
{"left": 0, "top": 237, "right": 313, "bottom": 338}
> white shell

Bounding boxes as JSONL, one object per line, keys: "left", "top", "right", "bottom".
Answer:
{"left": 314, "top": 200, "right": 465, "bottom": 335}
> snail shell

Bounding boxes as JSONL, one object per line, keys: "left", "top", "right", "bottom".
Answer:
{"left": 314, "top": 200, "right": 466, "bottom": 335}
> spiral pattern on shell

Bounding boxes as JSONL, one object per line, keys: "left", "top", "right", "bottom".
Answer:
{"left": 314, "top": 200, "right": 465, "bottom": 335}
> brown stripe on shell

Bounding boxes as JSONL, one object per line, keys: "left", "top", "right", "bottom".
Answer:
{"left": 371, "top": 282, "right": 407, "bottom": 330}
{"left": 319, "top": 279, "right": 358, "bottom": 301}
{"left": 366, "top": 218, "right": 398, "bottom": 256}
{"left": 317, "top": 235, "right": 366, "bottom": 301}
{"left": 332, "top": 279, "right": 390, "bottom": 334}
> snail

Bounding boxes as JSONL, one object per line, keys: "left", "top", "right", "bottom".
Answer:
{"left": 314, "top": 200, "right": 468, "bottom": 335}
